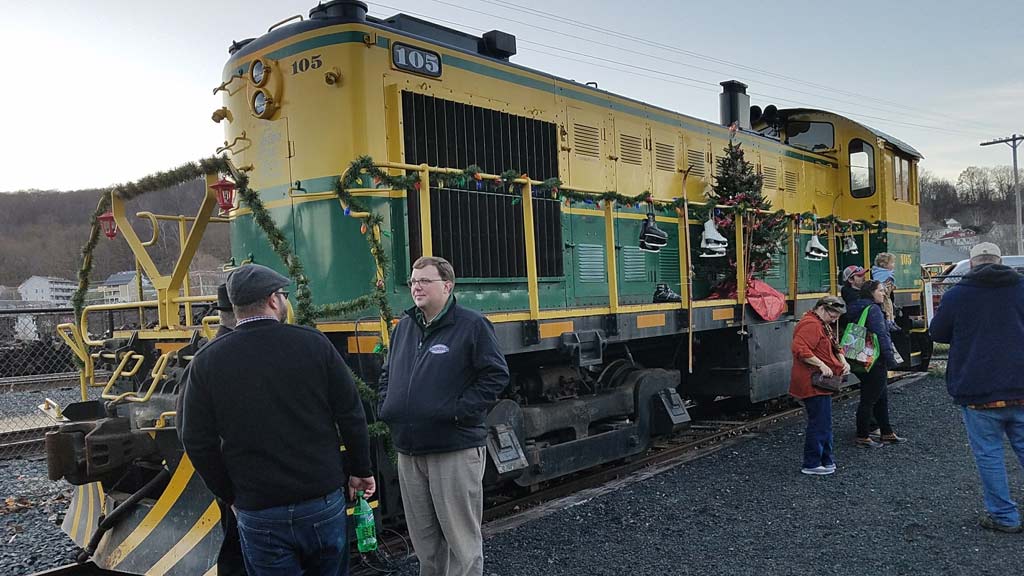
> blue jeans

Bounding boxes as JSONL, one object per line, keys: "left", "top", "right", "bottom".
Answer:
{"left": 803, "top": 395, "right": 834, "bottom": 469}
{"left": 961, "top": 406, "right": 1024, "bottom": 527}
{"left": 234, "top": 489, "right": 349, "bottom": 576}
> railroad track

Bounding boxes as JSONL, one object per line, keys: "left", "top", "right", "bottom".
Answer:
{"left": 482, "top": 371, "right": 927, "bottom": 533}
{"left": 0, "top": 372, "right": 106, "bottom": 393}
{"left": 0, "top": 425, "right": 56, "bottom": 457}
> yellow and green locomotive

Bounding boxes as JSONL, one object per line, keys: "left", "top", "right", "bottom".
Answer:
{"left": 43, "top": 1, "right": 929, "bottom": 573}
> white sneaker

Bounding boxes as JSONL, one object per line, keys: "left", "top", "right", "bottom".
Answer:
{"left": 801, "top": 466, "right": 835, "bottom": 476}
{"left": 823, "top": 463, "right": 836, "bottom": 472}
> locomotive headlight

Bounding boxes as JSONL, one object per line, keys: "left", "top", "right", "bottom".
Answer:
{"left": 251, "top": 90, "right": 276, "bottom": 119}
{"left": 250, "top": 58, "right": 269, "bottom": 87}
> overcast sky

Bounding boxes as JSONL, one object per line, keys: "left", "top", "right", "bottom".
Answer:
{"left": 2, "top": 0, "right": 1021, "bottom": 192}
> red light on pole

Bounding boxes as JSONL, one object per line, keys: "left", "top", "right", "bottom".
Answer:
{"left": 98, "top": 211, "right": 118, "bottom": 239}
{"left": 211, "top": 178, "right": 236, "bottom": 212}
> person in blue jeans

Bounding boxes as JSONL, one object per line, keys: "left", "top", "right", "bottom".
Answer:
{"left": 790, "top": 296, "right": 851, "bottom": 475}
{"left": 182, "top": 265, "right": 377, "bottom": 574}
{"left": 930, "top": 242, "right": 1024, "bottom": 534}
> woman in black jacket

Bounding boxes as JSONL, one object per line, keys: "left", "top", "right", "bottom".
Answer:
{"left": 845, "top": 280, "right": 908, "bottom": 448}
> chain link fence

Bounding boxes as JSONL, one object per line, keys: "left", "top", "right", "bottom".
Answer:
{"left": 0, "top": 307, "right": 176, "bottom": 458}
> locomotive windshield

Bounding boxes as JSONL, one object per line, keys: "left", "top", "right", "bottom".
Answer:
{"left": 785, "top": 120, "right": 834, "bottom": 152}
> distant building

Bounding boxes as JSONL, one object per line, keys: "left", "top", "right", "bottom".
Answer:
{"left": 97, "top": 271, "right": 153, "bottom": 304}
{"left": 17, "top": 275, "right": 76, "bottom": 305}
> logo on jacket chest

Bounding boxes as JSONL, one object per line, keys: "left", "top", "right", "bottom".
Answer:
{"left": 428, "top": 344, "right": 449, "bottom": 354}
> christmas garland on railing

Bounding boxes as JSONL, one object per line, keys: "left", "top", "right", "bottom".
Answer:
{"left": 71, "top": 157, "right": 232, "bottom": 323}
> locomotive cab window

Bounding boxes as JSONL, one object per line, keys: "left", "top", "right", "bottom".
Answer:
{"left": 893, "top": 154, "right": 912, "bottom": 203}
{"left": 785, "top": 121, "right": 834, "bottom": 152}
{"left": 849, "top": 139, "right": 875, "bottom": 198}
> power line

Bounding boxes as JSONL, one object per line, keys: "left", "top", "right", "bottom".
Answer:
{"left": 478, "top": 0, "right": 1006, "bottom": 133}
{"left": 370, "top": 2, "right": 988, "bottom": 137}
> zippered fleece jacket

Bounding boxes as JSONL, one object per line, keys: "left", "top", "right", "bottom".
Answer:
{"left": 378, "top": 298, "right": 510, "bottom": 455}
{"left": 929, "top": 263, "right": 1024, "bottom": 406}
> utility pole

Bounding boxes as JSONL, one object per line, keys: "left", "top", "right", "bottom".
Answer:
{"left": 980, "top": 134, "right": 1023, "bottom": 254}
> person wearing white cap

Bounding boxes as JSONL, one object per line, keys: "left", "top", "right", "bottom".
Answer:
{"left": 930, "top": 242, "right": 1024, "bottom": 534}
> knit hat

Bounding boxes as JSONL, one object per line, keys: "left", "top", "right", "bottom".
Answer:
{"left": 970, "top": 242, "right": 1001, "bottom": 259}
{"left": 841, "top": 265, "right": 866, "bottom": 284}
{"left": 226, "top": 264, "right": 290, "bottom": 306}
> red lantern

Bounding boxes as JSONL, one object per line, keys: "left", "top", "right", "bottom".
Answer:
{"left": 98, "top": 211, "right": 117, "bottom": 239}
{"left": 210, "top": 178, "right": 236, "bottom": 212}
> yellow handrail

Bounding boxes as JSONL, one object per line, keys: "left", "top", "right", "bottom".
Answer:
{"left": 138, "top": 411, "right": 178, "bottom": 432}
{"left": 99, "top": 352, "right": 146, "bottom": 400}
{"left": 103, "top": 353, "right": 170, "bottom": 404}
{"left": 57, "top": 323, "right": 94, "bottom": 400}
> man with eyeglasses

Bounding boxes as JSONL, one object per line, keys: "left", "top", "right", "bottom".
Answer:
{"left": 181, "top": 264, "right": 375, "bottom": 575}
{"left": 378, "top": 256, "right": 509, "bottom": 576}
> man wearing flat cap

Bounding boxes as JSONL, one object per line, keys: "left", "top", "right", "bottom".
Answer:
{"left": 930, "top": 242, "right": 1024, "bottom": 533}
{"left": 181, "top": 264, "right": 376, "bottom": 575}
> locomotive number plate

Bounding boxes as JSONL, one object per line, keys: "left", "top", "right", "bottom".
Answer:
{"left": 392, "top": 42, "right": 442, "bottom": 78}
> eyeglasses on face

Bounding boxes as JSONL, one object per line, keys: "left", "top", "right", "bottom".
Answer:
{"left": 275, "top": 290, "right": 290, "bottom": 299}
{"left": 407, "top": 278, "right": 444, "bottom": 287}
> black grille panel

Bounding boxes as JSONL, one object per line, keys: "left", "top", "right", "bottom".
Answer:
{"left": 402, "top": 92, "right": 563, "bottom": 280}
{"left": 409, "top": 187, "right": 563, "bottom": 279}
{"left": 401, "top": 92, "right": 558, "bottom": 179}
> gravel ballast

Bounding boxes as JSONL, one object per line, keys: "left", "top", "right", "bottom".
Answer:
{"left": 5, "top": 375, "right": 1023, "bottom": 575}
{"left": 398, "top": 375, "right": 1024, "bottom": 576}
{"left": 1, "top": 457, "right": 79, "bottom": 575}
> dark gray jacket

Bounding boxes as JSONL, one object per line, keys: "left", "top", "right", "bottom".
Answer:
{"left": 378, "top": 299, "right": 509, "bottom": 455}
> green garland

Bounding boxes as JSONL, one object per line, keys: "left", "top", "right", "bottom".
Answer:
{"left": 231, "top": 171, "right": 315, "bottom": 326}
{"left": 71, "top": 157, "right": 233, "bottom": 323}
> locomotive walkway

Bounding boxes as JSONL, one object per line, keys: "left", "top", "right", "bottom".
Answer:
{"left": 396, "top": 374, "right": 1024, "bottom": 576}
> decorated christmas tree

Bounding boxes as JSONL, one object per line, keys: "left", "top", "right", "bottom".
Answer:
{"left": 702, "top": 139, "right": 788, "bottom": 292}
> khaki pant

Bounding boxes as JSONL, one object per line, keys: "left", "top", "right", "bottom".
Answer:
{"left": 397, "top": 446, "right": 486, "bottom": 576}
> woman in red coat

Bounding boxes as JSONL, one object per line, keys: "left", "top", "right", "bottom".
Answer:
{"left": 791, "top": 296, "right": 850, "bottom": 475}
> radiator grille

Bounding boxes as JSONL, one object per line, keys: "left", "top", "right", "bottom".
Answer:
{"left": 409, "top": 187, "right": 563, "bottom": 279}
{"left": 784, "top": 170, "right": 799, "bottom": 194}
{"left": 686, "top": 149, "right": 705, "bottom": 178}
{"left": 658, "top": 247, "right": 681, "bottom": 283}
{"left": 573, "top": 123, "right": 601, "bottom": 158}
{"left": 762, "top": 165, "right": 778, "bottom": 191}
{"left": 621, "top": 246, "right": 648, "bottom": 282}
{"left": 401, "top": 91, "right": 558, "bottom": 179}
{"left": 619, "top": 134, "right": 643, "bottom": 166}
{"left": 576, "top": 243, "right": 607, "bottom": 283}
{"left": 402, "top": 92, "right": 562, "bottom": 279}
{"left": 655, "top": 142, "right": 676, "bottom": 172}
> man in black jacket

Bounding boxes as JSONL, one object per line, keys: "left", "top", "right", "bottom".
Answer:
{"left": 181, "top": 264, "right": 375, "bottom": 575}
{"left": 378, "top": 256, "right": 509, "bottom": 576}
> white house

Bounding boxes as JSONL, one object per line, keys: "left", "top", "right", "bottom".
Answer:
{"left": 17, "top": 276, "right": 76, "bottom": 305}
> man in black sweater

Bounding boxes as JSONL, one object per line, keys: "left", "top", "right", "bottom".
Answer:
{"left": 181, "top": 264, "right": 375, "bottom": 576}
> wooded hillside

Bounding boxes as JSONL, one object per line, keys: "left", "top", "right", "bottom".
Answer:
{"left": 0, "top": 179, "right": 230, "bottom": 286}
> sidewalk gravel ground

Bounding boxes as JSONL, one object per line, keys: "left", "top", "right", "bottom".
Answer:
{"left": 398, "top": 375, "right": 1024, "bottom": 576}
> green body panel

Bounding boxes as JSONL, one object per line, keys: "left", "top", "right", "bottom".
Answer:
{"left": 761, "top": 244, "right": 789, "bottom": 294}
{"left": 796, "top": 231, "right": 831, "bottom": 293}
{"left": 836, "top": 234, "right": 866, "bottom": 276}
{"left": 871, "top": 229, "right": 922, "bottom": 289}
{"left": 567, "top": 207, "right": 611, "bottom": 307}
